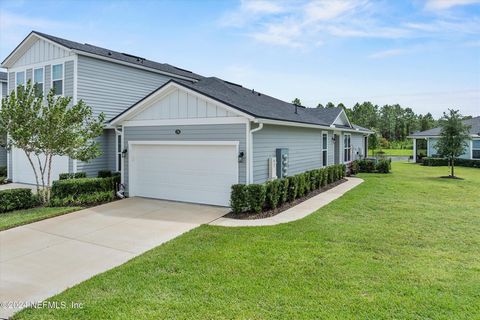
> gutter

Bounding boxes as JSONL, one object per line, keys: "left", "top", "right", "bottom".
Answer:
{"left": 256, "top": 118, "right": 373, "bottom": 134}
{"left": 248, "top": 122, "right": 264, "bottom": 184}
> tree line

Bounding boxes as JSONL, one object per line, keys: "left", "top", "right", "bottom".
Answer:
{"left": 293, "top": 98, "right": 446, "bottom": 143}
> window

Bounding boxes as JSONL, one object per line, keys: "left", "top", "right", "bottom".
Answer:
{"left": 52, "top": 64, "right": 63, "bottom": 95}
{"left": 322, "top": 132, "right": 328, "bottom": 166}
{"left": 34, "top": 67, "right": 44, "bottom": 97}
{"left": 16, "top": 71, "right": 25, "bottom": 89}
{"left": 117, "top": 134, "right": 122, "bottom": 171}
{"left": 344, "top": 134, "right": 351, "bottom": 162}
{"left": 473, "top": 140, "right": 480, "bottom": 159}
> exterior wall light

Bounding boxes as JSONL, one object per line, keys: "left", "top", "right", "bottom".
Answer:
{"left": 238, "top": 151, "right": 245, "bottom": 162}
{"left": 121, "top": 149, "right": 128, "bottom": 158}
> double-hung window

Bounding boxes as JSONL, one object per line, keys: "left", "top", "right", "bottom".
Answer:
{"left": 344, "top": 134, "right": 351, "bottom": 162}
{"left": 322, "top": 132, "right": 328, "bottom": 166}
{"left": 117, "top": 134, "right": 122, "bottom": 171}
{"left": 473, "top": 140, "right": 480, "bottom": 159}
{"left": 34, "top": 67, "right": 44, "bottom": 97}
{"left": 16, "top": 71, "right": 25, "bottom": 92}
{"left": 52, "top": 64, "right": 63, "bottom": 95}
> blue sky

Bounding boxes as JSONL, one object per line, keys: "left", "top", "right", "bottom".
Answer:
{"left": 1, "top": 0, "right": 479, "bottom": 117}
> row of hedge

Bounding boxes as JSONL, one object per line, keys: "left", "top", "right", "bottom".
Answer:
{"left": 0, "top": 166, "right": 6, "bottom": 177}
{"left": 50, "top": 173, "right": 120, "bottom": 206}
{"left": 0, "top": 188, "right": 38, "bottom": 213}
{"left": 231, "top": 164, "right": 346, "bottom": 214}
{"left": 351, "top": 159, "right": 391, "bottom": 174}
{"left": 422, "top": 157, "right": 480, "bottom": 168}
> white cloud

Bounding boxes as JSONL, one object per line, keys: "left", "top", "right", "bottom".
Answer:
{"left": 425, "top": 0, "right": 480, "bottom": 11}
{"left": 369, "top": 49, "right": 408, "bottom": 59}
{"left": 304, "top": 0, "right": 360, "bottom": 22}
{"left": 242, "top": 0, "right": 284, "bottom": 14}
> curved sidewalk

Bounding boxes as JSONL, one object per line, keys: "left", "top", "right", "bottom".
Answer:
{"left": 210, "top": 177, "right": 364, "bottom": 227}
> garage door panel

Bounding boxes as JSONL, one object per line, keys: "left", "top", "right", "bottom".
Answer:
{"left": 130, "top": 143, "right": 238, "bottom": 206}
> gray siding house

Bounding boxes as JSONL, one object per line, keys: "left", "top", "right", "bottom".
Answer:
{"left": 409, "top": 116, "right": 480, "bottom": 162}
{"left": 2, "top": 31, "right": 372, "bottom": 206}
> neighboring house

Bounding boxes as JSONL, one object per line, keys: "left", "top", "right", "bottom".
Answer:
{"left": 408, "top": 116, "right": 480, "bottom": 162}
{"left": 0, "top": 71, "right": 7, "bottom": 168}
{"left": 2, "top": 31, "right": 372, "bottom": 206}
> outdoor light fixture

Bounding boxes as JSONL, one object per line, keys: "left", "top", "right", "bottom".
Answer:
{"left": 175, "top": 129, "right": 181, "bottom": 135}
{"left": 121, "top": 149, "right": 128, "bottom": 158}
{"left": 238, "top": 151, "right": 245, "bottom": 162}
{"left": 332, "top": 136, "right": 336, "bottom": 143}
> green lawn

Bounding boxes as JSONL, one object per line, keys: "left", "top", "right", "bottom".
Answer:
{"left": 371, "top": 148, "right": 413, "bottom": 156}
{"left": 14, "top": 163, "right": 480, "bottom": 319}
{"left": 0, "top": 207, "right": 82, "bottom": 231}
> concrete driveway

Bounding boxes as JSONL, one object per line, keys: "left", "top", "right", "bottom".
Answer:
{"left": 0, "top": 198, "right": 228, "bottom": 318}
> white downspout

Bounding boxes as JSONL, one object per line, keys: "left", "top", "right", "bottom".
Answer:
{"left": 115, "top": 127, "right": 125, "bottom": 198}
{"left": 248, "top": 122, "right": 264, "bottom": 184}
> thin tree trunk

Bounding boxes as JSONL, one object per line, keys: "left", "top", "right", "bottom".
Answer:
{"left": 451, "top": 158, "right": 455, "bottom": 177}
{"left": 46, "top": 153, "right": 53, "bottom": 202}
{"left": 36, "top": 154, "right": 46, "bottom": 195}
{"left": 24, "top": 151, "right": 41, "bottom": 197}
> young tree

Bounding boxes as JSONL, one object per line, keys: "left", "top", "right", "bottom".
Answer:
{"left": 0, "top": 81, "right": 105, "bottom": 201}
{"left": 368, "top": 132, "right": 379, "bottom": 156}
{"left": 435, "top": 109, "right": 470, "bottom": 178}
{"left": 291, "top": 98, "right": 302, "bottom": 106}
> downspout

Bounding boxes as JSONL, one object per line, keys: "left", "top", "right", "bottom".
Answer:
{"left": 248, "top": 122, "right": 264, "bottom": 184}
{"left": 114, "top": 127, "right": 125, "bottom": 199}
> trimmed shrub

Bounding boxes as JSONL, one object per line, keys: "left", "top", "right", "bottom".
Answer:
{"left": 287, "top": 175, "right": 299, "bottom": 201}
{"left": 0, "top": 166, "right": 6, "bottom": 177}
{"left": 97, "top": 170, "right": 112, "bottom": 178}
{"left": 356, "top": 159, "right": 376, "bottom": 173}
{"left": 297, "top": 173, "right": 306, "bottom": 197}
{"left": 246, "top": 184, "right": 266, "bottom": 213}
{"left": 376, "top": 159, "right": 390, "bottom": 173}
{"left": 422, "top": 157, "right": 480, "bottom": 168}
{"left": 0, "top": 188, "right": 37, "bottom": 213}
{"left": 59, "top": 172, "right": 87, "bottom": 180}
{"left": 49, "top": 191, "right": 114, "bottom": 207}
{"left": 351, "top": 161, "right": 360, "bottom": 175}
{"left": 278, "top": 178, "right": 289, "bottom": 204}
{"left": 51, "top": 176, "right": 119, "bottom": 199}
{"left": 341, "top": 164, "right": 347, "bottom": 178}
{"left": 303, "top": 172, "right": 312, "bottom": 194}
{"left": 321, "top": 169, "right": 328, "bottom": 187}
{"left": 266, "top": 179, "right": 281, "bottom": 209}
{"left": 230, "top": 184, "right": 247, "bottom": 214}
{"left": 310, "top": 170, "right": 319, "bottom": 190}
{"left": 327, "top": 166, "right": 335, "bottom": 184}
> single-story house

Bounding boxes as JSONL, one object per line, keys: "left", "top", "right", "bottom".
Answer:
{"left": 2, "top": 31, "right": 372, "bottom": 206}
{"left": 408, "top": 116, "right": 480, "bottom": 162}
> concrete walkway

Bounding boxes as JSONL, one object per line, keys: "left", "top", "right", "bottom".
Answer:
{"left": 0, "top": 183, "right": 37, "bottom": 191}
{"left": 0, "top": 198, "right": 228, "bottom": 318}
{"left": 210, "top": 177, "right": 363, "bottom": 227}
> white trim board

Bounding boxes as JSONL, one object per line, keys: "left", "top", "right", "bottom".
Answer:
{"left": 128, "top": 140, "right": 239, "bottom": 147}
{"left": 123, "top": 117, "right": 249, "bottom": 127}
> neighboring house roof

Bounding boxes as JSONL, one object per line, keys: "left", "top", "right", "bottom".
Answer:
{"left": 0, "top": 71, "right": 7, "bottom": 82}
{"left": 110, "top": 77, "right": 373, "bottom": 133}
{"left": 2, "top": 31, "right": 202, "bottom": 81}
{"left": 409, "top": 116, "right": 480, "bottom": 138}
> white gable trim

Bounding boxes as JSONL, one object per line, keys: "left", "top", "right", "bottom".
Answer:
{"left": 2, "top": 33, "right": 73, "bottom": 68}
{"left": 110, "top": 81, "right": 255, "bottom": 126}
{"left": 332, "top": 109, "right": 352, "bottom": 128}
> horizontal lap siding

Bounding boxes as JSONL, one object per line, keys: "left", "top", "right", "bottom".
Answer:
{"left": 253, "top": 125, "right": 324, "bottom": 184}
{"left": 123, "top": 124, "right": 247, "bottom": 193}
{"left": 77, "top": 56, "right": 171, "bottom": 119}
{"left": 77, "top": 129, "right": 116, "bottom": 176}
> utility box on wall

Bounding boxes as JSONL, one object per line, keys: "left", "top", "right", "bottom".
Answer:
{"left": 276, "top": 148, "right": 289, "bottom": 178}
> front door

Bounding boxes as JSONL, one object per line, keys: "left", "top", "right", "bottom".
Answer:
{"left": 334, "top": 134, "right": 340, "bottom": 164}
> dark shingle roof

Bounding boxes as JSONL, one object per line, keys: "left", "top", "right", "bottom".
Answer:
{"left": 0, "top": 71, "right": 7, "bottom": 82}
{"left": 409, "top": 116, "right": 480, "bottom": 137}
{"left": 32, "top": 31, "right": 203, "bottom": 81}
{"left": 111, "top": 77, "right": 372, "bottom": 133}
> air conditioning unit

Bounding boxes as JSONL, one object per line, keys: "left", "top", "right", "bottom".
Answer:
{"left": 268, "top": 157, "right": 277, "bottom": 180}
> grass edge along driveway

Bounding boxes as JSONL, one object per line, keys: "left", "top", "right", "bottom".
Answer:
{"left": 13, "top": 163, "right": 480, "bottom": 320}
{"left": 0, "top": 207, "right": 82, "bottom": 231}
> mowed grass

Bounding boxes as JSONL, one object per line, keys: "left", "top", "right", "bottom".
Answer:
{"left": 371, "top": 148, "right": 413, "bottom": 156}
{"left": 14, "top": 163, "right": 480, "bottom": 319}
{"left": 0, "top": 207, "right": 82, "bottom": 231}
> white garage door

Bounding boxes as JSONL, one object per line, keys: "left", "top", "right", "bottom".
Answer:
{"left": 12, "top": 147, "right": 69, "bottom": 185}
{"left": 129, "top": 142, "right": 238, "bottom": 206}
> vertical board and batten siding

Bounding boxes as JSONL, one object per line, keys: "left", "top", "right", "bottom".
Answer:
{"left": 132, "top": 88, "right": 240, "bottom": 120}
{"left": 11, "top": 38, "right": 74, "bottom": 68}
{"left": 253, "top": 125, "right": 328, "bottom": 184}
{"left": 428, "top": 138, "right": 471, "bottom": 159}
{"left": 0, "top": 82, "right": 6, "bottom": 166}
{"left": 77, "top": 55, "right": 172, "bottom": 119}
{"left": 123, "top": 124, "right": 247, "bottom": 192}
{"left": 76, "top": 129, "right": 116, "bottom": 177}
{"left": 44, "top": 65, "right": 51, "bottom": 93}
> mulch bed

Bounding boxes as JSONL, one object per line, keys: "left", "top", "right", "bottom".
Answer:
{"left": 225, "top": 179, "right": 348, "bottom": 220}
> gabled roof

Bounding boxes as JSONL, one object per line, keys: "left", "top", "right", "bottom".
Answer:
{"left": 2, "top": 31, "right": 202, "bottom": 81}
{"left": 0, "top": 72, "right": 7, "bottom": 82}
{"left": 409, "top": 116, "right": 480, "bottom": 137}
{"left": 110, "top": 77, "right": 373, "bottom": 133}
